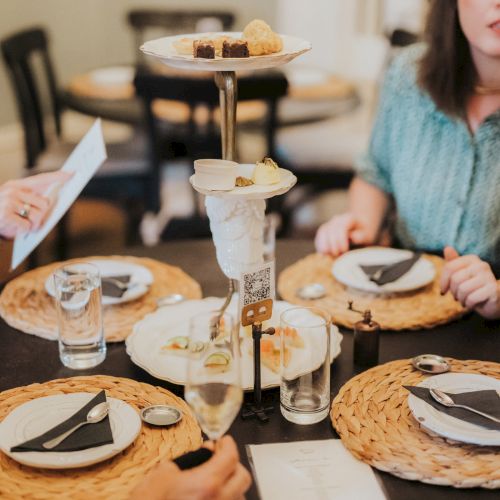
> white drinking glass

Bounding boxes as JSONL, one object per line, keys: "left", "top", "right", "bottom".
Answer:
{"left": 280, "top": 306, "right": 331, "bottom": 424}
{"left": 184, "top": 311, "right": 243, "bottom": 440}
{"left": 53, "top": 262, "right": 106, "bottom": 369}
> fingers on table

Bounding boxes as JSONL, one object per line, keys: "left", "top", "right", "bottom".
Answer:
{"left": 315, "top": 215, "right": 355, "bottom": 257}
{"left": 440, "top": 255, "right": 480, "bottom": 294}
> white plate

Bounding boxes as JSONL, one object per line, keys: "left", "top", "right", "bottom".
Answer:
{"left": 0, "top": 393, "right": 141, "bottom": 469}
{"left": 407, "top": 373, "right": 500, "bottom": 446}
{"left": 141, "top": 32, "right": 311, "bottom": 72}
{"left": 89, "top": 66, "right": 135, "bottom": 86}
{"left": 126, "top": 297, "right": 342, "bottom": 391}
{"left": 45, "top": 259, "right": 154, "bottom": 306}
{"left": 190, "top": 164, "right": 297, "bottom": 200}
{"left": 332, "top": 247, "right": 436, "bottom": 294}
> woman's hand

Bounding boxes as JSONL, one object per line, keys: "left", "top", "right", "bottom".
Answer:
{"left": 0, "top": 171, "right": 70, "bottom": 239}
{"left": 315, "top": 213, "right": 377, "bottom": 257}
{"left": 130, "top": 436, "right": 252, "bottom": 500}
{"left": 440, "top": 246, "right": 500, "bottom": 320}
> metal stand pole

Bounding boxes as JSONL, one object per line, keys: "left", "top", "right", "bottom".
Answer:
{"left": 214, "top": 71, "right": 237, "bottom": 162}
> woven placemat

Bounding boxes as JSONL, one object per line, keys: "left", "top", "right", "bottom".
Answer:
{"left": 0, "top": 256, "right": 202, "bottom": 342}
{"left": 278, "top": 253, "right": 465, "bottom": 330}
{"left": 331, "top": 359, "right": 500, "bottom": 488}
{"left": 0, "top": 375, "right": 202, "bottom": 500}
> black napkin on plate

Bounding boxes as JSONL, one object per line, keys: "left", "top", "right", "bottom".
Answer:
{"left": 11, "top": 390, "right": 113, "bottom": 452}
{"left": 174, "top": 448, "right": 213, "bottom": 470}
{"left": 101, "top": 275, "right": 130, "bottom": 298}
{"left": 359, "top": 253, "right": 421, "bottom": 286}
{"left": 405, "top": 386, "right": 500, "bottom": 431}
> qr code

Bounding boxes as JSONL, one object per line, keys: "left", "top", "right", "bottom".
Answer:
{"left": 241, "top": 263, "right": 274, "bottom": 306}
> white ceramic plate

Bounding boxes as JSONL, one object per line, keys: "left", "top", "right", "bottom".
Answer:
{"left": 407, "top": 373, "right": 500, "bottom": 446}
{"left": 45, "top": 259, "right": 154, "bottom": 306}
{"left": 141, "top": 32, "right": 311, "bottom": 72}
{"left": 190, "top": 164, "right": 297, "bottom": 200}
{"left": 126, "top": 297, "right": 342, "bottom": 391}
{"left": 0, "top": 393, "right": 141, "bottom": 469}
{"left": 332, "top": 247, "right": 436, "bottom": 294}
{"left": 89, "top": 66, "right": 135, "bottom": 86}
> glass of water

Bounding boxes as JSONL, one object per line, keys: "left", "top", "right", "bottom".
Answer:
{"left": 53, "top": 262, "right": 106, "bottom": 369}
{"left": 184, "top": 311, "right": 242, "bottom": 440}
{"left": 280, "top": 306, "right": 331, "bottom": 424}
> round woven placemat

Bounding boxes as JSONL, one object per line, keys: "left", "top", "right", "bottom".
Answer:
{"left": 331, "top": 359, "right": 500, "bottom": 489}
{"left": 0, "top": 375, "right": 202, "bottom": 500}
{"left": 278, "top": 253, "right": 465, "bottom": 330}
{"left": 0, "top": 256, "right": 202, "bottom": 342}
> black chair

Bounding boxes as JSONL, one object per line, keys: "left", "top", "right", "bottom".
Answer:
{"left": 128, "top": 9, "right": 235, "bottom": 63}
{"left": 1, "top": 27, "right": 160, "bottom": 252}
{"left": 134, "top": 69, "right": 288, "bottom": 239}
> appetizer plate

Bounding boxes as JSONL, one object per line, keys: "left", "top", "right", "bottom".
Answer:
{"left": 141, "top": 32, "right": 311, "bottom": 72}
{"left": 126, "top": 297, "right": 342, "bottom": 390}
{"left": 45, "top": 259, "right": 154, "bottom": 306}
{"left": 0, "top": 393, "right": 141, "bottom": 469}
{"left": 332, "top": 247, "right": 436, "bottom": 294}
{"left": 407, "top": 373, "right": 500, "bottom": 446}
{"left": 190, "top": 163, "right": 297, "bottom": 200}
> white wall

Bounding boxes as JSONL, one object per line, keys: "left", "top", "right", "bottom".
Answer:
{"left": 0, "top": 0, "right": 277, "bottom": 127}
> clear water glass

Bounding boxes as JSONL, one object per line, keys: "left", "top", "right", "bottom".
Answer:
{"left": 280, "top": 306, "right": 331, "bottom": 424}
{"left": 184, "top": 311, "right": 243, "bottom": 440}
{"left": 53, "top": 262, "right": 106, "bottom": 369}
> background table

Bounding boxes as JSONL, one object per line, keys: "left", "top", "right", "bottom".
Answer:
{"left": 1, "top": 240, "right": 499, "bottom": 500}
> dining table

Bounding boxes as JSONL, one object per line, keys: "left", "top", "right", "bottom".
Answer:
{"left": 1, "top": 239, "right": 499, "bottom": 500}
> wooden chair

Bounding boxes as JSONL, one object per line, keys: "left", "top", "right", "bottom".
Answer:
{"left": 1, "top": 27, "right": 159, "bottom": 253}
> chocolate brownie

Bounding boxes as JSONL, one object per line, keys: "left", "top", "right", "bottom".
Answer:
{"left": 222, "top": 39, "right": 249, "bottom": 58}
{"left": 194, "top": 40, "right": 215, "bottom": 59}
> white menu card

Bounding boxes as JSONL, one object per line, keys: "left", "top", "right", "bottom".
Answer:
{"left": 247, "top": 439, "right": 386, "bottom": 500}
{"left": 11, "top": 119, "right": 107, "bottom": 270}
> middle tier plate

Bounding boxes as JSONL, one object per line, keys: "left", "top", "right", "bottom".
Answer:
{"left": 126, "top": 297, "right": 342, "bottom": 391}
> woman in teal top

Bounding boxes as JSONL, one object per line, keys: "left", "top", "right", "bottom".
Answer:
{"left": 315, "top": 0, "right": 500, "bottom": 319}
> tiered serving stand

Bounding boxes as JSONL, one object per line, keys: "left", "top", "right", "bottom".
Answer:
{"left": 141, "top": 32, "right": 310, "bottom": 305}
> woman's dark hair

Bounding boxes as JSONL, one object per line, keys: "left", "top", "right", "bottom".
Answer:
{"left": 418, "top": 0, "right": 476, "bottom": 117}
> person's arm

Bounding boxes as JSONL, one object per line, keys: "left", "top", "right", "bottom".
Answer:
{"left": 129, "top": 436, "right": 252, "bottom": 500}
{"left": 440, "top": 246, "right": 500, "bottom": 320}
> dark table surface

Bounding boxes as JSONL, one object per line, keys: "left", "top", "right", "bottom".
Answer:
{"left": 1, "top": 240, "right": 499, "bottom": 500}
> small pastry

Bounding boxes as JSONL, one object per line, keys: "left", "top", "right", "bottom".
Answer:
{"left": 194, "top": 40, "right": 215, "bottom": 59}
{"left": 222, "top": 39, "right": 249, "bottom": 58}
{"left": 173, "top": 37, "right": 195, "bottom": 55}
{"left": 242, "top": 19, "right": 283, "bottom": 56}
{"left": 252, "top": 157, "right": 281, "bottom": 185}
{"left": 235, "top": 176, "right": 254, "bottom": 187}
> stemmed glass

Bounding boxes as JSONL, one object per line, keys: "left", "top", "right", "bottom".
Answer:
{"left": 184, "top": 311, "right": 243, "bottom": 440}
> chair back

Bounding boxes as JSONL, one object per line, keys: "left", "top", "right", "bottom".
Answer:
{"left": 1, "top": 27, "right": 62, "bottom": 167}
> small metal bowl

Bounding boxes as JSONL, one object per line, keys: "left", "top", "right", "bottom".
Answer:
{"left": 411, "top": 354, "right": 450, "bottom": 374}
{"left": 296, "top": 283, "right": 327, "bottom": 300}
{"left": 140, "top": 405, "right": 183, "bottom": 426}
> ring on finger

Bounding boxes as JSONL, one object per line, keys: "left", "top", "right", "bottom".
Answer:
{"left": 17, "top": 203, "right": 31, "bottom": 219}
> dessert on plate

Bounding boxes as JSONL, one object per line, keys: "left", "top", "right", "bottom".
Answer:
{"left": 222, "top": 39, "right": 249, "bottom": 58}
{"left": 242, "top": 19, "right": 283, "bottom": 56}
{"left": 252, "top": 157, "right": 281, "bottom": 185}
{"left": 194, "top": 40, "right": 215, "bottom": 59}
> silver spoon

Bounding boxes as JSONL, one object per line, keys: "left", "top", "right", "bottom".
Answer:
{"left": 296, "top": 283, "right": 326, "bottom": 300}
{"left": 156, "top": 293, "right": 186, "bottom": 307}
{"left": 429, "top": 388, "right": 500, "bottom": 423}
{"left": 42, "top": 402, "right": 110, "bottom": 449}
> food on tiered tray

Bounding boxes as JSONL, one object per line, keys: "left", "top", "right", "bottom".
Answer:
{"left": 194, "top": 159, "right": 238, "bottom": 191}
{"left": 204, "top": 351, "right": 231, "bottom": 373}
{"left": 213, "top": 35, "right": 231, "bottom": 56}
{"left": 274, "top": 326, "right": 305, "bottom": 348}
{"left": 172, "top": 37, "right": 195, "bottom": 55}
{"left": 222, "top": 39, "right": 249, "bottom": 58}
{"left": 242, "top": 19, "right": 283, "bottom": 56}
{"left": 252, "top": 157, "right": 281, "bottom": 185}
{"left": 194, "top": 40, "right": 215, "bottom": 59}
{"left": 235, "top": 176, "right": 254, "bottom": 187}
{"left": 257, "top": 339, "right": 291, "bottom": 373}
{"left": 161, "top": 336, "right": 205, "bottom": 357}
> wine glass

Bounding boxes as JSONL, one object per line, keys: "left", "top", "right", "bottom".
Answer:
{"left": 184, "top": 311, "right": 243, "bottom": 441}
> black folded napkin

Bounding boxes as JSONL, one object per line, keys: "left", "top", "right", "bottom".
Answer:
{"left": 101, "top": 275, "right": 130, "bottom": 298}
{"left": 11, "top": 390, "right": 114, "bottom": 452}
{"left": 360, "top": 253, "right": 421, "bottom": 286}
{"left": 174, "top": 447, "right": 213, "bottom": 470}
{"left": 405, "top": 386, "right": 500, "bottom": 431}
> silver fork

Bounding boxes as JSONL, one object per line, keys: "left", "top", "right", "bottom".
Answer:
{"left": 210, "top": 279, "right": 235, "bottom": 341}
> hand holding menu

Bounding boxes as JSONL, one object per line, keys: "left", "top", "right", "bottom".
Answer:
{"left": 11, "top": 119, "right": 107, "bottom": 270}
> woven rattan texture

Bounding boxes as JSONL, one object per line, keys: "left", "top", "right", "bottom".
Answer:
{"left": 0, "top": 256, "right": 202, "bottom": 342}
{"left": 331, "top": 359, "right": 500, "bottom": 488}
{"left": 0, "top": 375, "right": 202, "bottom": 499}
{"left": 278, "top": 253, "right": 465, "bottom": 330}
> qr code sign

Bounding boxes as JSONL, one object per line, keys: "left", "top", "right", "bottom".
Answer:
{"left": 241, "top": 262, "right": 275, "bottom": 306}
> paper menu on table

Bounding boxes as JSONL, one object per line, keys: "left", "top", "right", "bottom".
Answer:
{"left": 247, "top": 439, "right": 386, "bottom": 500}
{"left": 11, "top": 119, "right": 107, "bottom": 270}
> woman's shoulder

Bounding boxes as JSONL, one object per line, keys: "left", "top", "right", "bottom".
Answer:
{"left": 384, "top": 43, "right": 426, "bottom": 95}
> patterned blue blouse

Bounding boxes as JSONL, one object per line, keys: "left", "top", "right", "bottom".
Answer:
{"left": 356, "top": 45, "right": 500, "bottom": 267}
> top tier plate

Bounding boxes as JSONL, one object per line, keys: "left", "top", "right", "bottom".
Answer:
{"left": 140, "top": 32, "right": 312, "bottom": 72}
